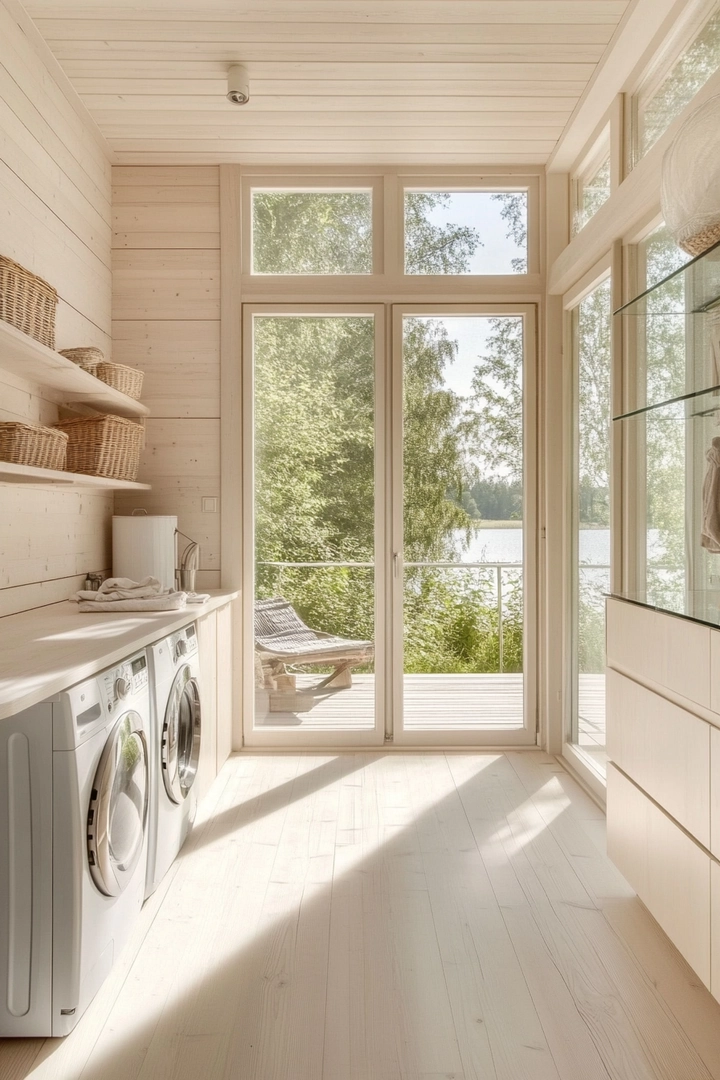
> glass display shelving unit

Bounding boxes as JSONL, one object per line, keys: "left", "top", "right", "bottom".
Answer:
{"left": 614, "top": 237, "right": 720, "bottom": 627}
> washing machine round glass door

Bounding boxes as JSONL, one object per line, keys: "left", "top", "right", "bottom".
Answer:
{"left": 162, "top": 665, "right": 201, "bottom": 804}
{"left": 87, "top": 712, "right": 149, "bottom": 897}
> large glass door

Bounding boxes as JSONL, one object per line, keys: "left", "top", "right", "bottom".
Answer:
{"left": 392, "top": 306, "right": 537, "bottom": 745}
{"left": 243, "top": 305, "right": 386, "bottom": 747}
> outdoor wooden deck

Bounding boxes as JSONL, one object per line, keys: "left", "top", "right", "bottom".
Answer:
{"left": 256, "top": 672, "right": 607, "bottom": 744}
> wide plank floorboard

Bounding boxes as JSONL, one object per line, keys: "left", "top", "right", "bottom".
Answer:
{"left": 2, "top": 751, "right": 720, "bottom": 1080}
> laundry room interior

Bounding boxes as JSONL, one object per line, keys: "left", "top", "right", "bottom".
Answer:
{"left": 5, "top": 0, "right": 720, "bottom": 1076}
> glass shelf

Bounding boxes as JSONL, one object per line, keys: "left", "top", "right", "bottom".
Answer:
{"left": 614, "top": 386, "right": 720, "bottom": 627}
{"left": 615, "top": 237, "right": 720, "bottom": 416}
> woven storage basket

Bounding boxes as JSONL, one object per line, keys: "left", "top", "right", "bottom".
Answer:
{"left": 95, "top": 361, "right": 144, "bottom": 401}
{"left": 55, "top": 415, "right": 144, "bottom": 481}
{"left": 0, "top": 255, "right": 58, "bottom": 349}
{"left": 0, "top": 421, "right": 68, "bottom": 471}
{"left": 59, "top": 347, "right": 104, "bottom": 376}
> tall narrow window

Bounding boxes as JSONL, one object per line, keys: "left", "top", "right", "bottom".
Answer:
{"left": 570, "top": 279, "right": 612, "bottom": 774}
{"left": 572, "top": 150, "right": 611, "bottom": 235}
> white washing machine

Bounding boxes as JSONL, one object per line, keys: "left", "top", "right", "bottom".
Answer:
{"left": 0, "top": 651, "right": 150, "bottom": 1037}
{"left": 145, "top": 622, "right": 201, "bottom": 899}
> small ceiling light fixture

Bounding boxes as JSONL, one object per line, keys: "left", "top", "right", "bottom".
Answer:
{"left": 227, "top": 64, "right": 250, "bottom": 106}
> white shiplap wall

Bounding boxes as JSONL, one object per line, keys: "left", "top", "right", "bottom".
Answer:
{"left": 0, "top": 0, "right": 113, "bottom": 618}
{"left": 112, "top": 166, "right": 221, "bottom": 590}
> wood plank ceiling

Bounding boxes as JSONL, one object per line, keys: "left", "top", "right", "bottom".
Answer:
{"left": 25, "top": 0, "right": 631, "bottom": 165}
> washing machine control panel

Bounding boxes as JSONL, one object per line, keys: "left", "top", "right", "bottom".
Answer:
{"left": 172, "top": 623, "right": 198, "bottom": 663}
{"left": 99, "top": 651, "right": 148, "bottom": 714}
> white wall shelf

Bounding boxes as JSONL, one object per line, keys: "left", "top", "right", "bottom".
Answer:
{"left": 0, "top": 320, "right": 149, "bottom": 419}
{"left": 0, "top": 460, "right": 151, "bottom": 490}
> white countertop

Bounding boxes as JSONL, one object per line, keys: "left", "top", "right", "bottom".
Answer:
{"left": 0, "top": 590, "right": 239, "bottom": 721}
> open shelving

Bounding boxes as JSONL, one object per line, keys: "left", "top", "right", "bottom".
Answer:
{"left": 0, "top": 319, "right": 149, "bottom": 419}
{"left": 0, "top": 460, "right": 151, "bottom": 490}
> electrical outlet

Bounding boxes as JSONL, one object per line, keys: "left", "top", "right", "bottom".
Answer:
{"left": 202, "top": 497, "right": 218, "bottom": 513}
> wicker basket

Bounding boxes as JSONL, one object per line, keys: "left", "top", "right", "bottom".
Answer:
{"left": 59, "top": 347, "right": 105, "bottom": 376}
{"left": 0, "top": 256, "right": 58, "bottom": 349}
{"left": 0, "top": 421, "right": 68, "bottom": 471}
{"left": 95, "top": 361, "right": 144, "bottom": 401}
{"left": 54, "top": 415, "right": 144, "bottom": 481}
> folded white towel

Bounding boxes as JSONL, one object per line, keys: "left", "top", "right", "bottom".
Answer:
{"left": 77, "top": 592, "right": 187, "bottom": 613}
{"left": 186, "top": 592, "right": 211, "bottom": 604}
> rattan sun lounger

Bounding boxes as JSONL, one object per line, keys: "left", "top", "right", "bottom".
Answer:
{"left": 254, "top": 596, "right": 374, "bottom": 692}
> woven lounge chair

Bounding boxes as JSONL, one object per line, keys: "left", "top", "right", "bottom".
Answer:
{"left": 254, "top": 596, "right": 374, "bottom": 693}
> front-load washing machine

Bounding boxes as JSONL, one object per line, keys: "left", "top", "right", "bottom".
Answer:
{"left": 0, "top": 650, "right": 150, "bottom": 1037}
{"left": 145, "top": 622, "right": 201, "bottom": 898}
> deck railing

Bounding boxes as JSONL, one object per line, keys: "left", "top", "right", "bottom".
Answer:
{"left": 258, "top": 559, "right": 612, "bottom": 674}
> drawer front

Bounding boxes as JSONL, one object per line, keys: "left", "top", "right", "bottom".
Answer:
{"left": 712, "top": 860, "right": 720, "bottom": 1004}
{"left": 607, "top": 669, "right": 710, "bottom": 847}
{"left": 606, "top": 598, "right": 710, "bottom": 708}
{"left": 607, "top": 764, "right": 711, "bottom": 988}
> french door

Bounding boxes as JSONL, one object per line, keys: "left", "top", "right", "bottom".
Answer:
{"left": 243, "top": 303, "right": 537, "bottom": 747}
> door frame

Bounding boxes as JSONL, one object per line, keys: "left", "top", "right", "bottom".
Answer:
{"left": 390, "top": 303, "right": 539, "bottom": 746}
{"left": 241, "top": 303, "right": 388, "bottom": 748}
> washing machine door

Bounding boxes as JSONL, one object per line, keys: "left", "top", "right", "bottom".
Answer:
{"left": 87, "top": 712, "right": 149, "bottom": 897}
{"left": 162, "top": 665, "right": 201, "bottom": 805}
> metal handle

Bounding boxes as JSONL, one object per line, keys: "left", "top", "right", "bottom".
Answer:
{"left": 393, "top": 551, "right": 400, "bottom": 578}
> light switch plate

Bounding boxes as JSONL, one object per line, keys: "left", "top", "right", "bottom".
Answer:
{"left": 202, "top": 496, "right": 218, "bottom": 513}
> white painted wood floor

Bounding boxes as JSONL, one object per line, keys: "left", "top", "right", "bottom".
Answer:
{"left": 3, "top": 750, "right": 720, "bottom": 1080}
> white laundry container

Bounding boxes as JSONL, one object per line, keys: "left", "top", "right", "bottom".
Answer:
{"left": 112, "top": 514, "right": 177, "bottom": 591}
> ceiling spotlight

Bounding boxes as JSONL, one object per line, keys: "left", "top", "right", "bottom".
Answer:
{"left": 227, "top": 64, "right": 250, "bottom": 106}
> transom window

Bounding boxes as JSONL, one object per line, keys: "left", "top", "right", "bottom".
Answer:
{"left": 404, "top": 190, "right": 528, "bottom": 275}
{"left": 251, "top": 189, "right": 373, "bottom": 275}
{"left": 632, "top": 3, "right": 720, "bottom": 164}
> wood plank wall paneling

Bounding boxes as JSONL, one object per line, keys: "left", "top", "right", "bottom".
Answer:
{"left": 112, "top": 166, "right": 222, "bottom": 582}
{"left": 0, "top": 1, "right": 113, "bottom": 619}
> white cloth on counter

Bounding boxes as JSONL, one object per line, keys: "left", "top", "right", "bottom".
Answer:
{"left": 702, "top": 437, "right": 720, "bottom": 552}
{"left": 74, "top": 575, "right": 187, "bottom": 612}
{"left": 187, "top": 592, "right": 211, "bottom": 604}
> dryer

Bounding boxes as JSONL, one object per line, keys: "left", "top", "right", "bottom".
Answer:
{"left": 0, "top": 650, "right": 150, "bottom": 1037}
{"left": 145, "top": 622, "right": 201, "bottom": 899}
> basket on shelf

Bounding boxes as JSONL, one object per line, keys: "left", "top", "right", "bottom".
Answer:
{"left": 0, "top": 255, "right": 58, "bottom": 349}
{"left": 59, "top": 347, "right": 105, "bottom": 376}
{"left": 95, "top": 361, "right": 144, "bottom": 401}
{"left": 54, "top": 414, "right": 144, "bottom": 481}
{"left": 0, "top": 421, "right": 68, "bottom": 471}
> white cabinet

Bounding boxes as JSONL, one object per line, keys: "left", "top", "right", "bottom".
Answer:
{"left": 215, "top": 602, "right": 234, "bottom": 772}
{"left": 607, "top": 765, "right": 711, "bottom": 988}
{"left": 196, "top": 609, "right": 218, "bottom": 804}
{"left": 606, "top": 668, "right": 710, "bottom": 847}
{"left": 194, "top": 601, "right": 237, "bottom": 804}
{"left": 606, "top": 598, "right": 711, "bottom": 707}
{"left": 606, "top": 598, "right": 720, "bottom": 996}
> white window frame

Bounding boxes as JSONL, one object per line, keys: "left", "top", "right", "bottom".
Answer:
{"left": 561, "top": 254, "right": 615, "bottom": 803}
{"left": 242, "top": 171, "right": 385, "bottom": 279}
{"left": 570, "top": 125, "right": 612, "bottom": 237}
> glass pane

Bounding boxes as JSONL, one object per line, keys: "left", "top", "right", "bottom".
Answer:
{"left": 573, "top": 153, "right": 611, "bottom": 234}
{"left": 404, "top": 192, "right": 527, "bottom": 275}
{"left": 253, "top": 315, "right": 376, "bottom": 730}
{"left": 110, "top": 722, "right": 146, "bottom": 869}
{"left": 402, "top": 315, "right": 524, "bottom": 731}
{"left": 638, "top": 8, "right": 720, "bottom": 159}
{"left": 571, "top": 280, "right": 612, "bottom": 773}
{"left": 252, "top": 190, "right": 372, "bottom": 274}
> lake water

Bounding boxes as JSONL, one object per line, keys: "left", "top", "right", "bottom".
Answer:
{"left": 454, "top": 527, "right": 612, "bottom": 565}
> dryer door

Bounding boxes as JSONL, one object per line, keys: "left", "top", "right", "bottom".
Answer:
{"left": 87, "top": 712, "right": 148, "bottom": 897}
{"left": 162, "top": 665, "right": 201, "bottom": 805}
